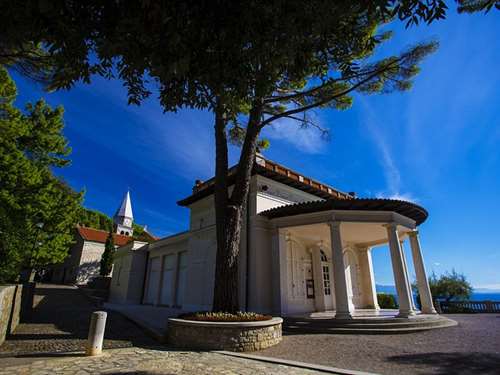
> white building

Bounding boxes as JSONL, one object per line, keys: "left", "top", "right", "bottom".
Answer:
{"left": 109, "top": 155, "right": 436, "bottom": 318}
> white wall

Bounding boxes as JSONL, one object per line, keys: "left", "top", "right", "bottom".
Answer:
{"left": 255, "top": 175, "right": 322, "bottom": 214}
{"left": 109, "top": 241, "right": 149, "bottom": 304}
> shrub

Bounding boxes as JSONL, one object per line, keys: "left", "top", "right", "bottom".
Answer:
{"left": 179, "top": 311, "right": 272, "bottom": 322}
{"left": 377, "top": 293, "right": 398, "bottom": 309}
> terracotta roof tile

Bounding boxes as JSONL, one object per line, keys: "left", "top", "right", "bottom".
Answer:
{"left": 177, "top": 155, "right": 353, "bottom": 206}
{"left": 77, "top": 226, "right": 133, "bottom": 246}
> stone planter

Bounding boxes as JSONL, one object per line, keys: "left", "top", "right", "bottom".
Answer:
{"left": 167, "top": 317, "right": 283, "bottom": 352}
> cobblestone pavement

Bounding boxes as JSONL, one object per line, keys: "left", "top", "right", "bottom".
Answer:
{"left": 0, "top": 347, "right": 329, "bottom": 375}
{"left": 0, "top": 284, "right": 157, "bottom": 357}
{"left": 259, "top": 314, "right": 500, "bottom": 375}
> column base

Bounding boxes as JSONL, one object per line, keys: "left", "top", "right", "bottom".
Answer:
{"left": 396, "top": 310, "right": 416, "bottom": 318}
{"left": 334, "top": 311, "right": 353, "bottom": 320}
{"left": 421, "top": 308, "right": 438, "bottom": 314}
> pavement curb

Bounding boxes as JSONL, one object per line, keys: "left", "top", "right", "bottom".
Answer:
{"left": 214, "top": 351, "right": 379, "bottom": 375}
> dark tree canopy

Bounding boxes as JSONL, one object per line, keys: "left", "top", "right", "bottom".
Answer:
{"left": 100, "top": 231, "right": 115, "bottom": 277}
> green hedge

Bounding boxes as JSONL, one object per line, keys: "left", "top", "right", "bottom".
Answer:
{"left": 377, "top": 293, "right": 398, "bottom": 309}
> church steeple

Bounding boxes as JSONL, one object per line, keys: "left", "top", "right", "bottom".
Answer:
{"left": 114, "top": 190, "right": 134, "bottom": 236}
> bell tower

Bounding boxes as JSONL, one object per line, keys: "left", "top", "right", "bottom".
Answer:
{"left": 114, "top": 190, "right": 134, "bottom": 236}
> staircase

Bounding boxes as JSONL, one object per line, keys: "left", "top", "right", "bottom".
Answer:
{"left": 283, "top": 315, "right": 457, "bottom": 334}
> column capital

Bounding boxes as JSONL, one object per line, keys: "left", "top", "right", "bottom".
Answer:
{"left": 408, "top": 230, "right": 419, "bottom": 238}
{"left": 328, "top": 220, "right": 341, "bottom": 229}
{"left": 383, "top": 222, "right": 398, "bottom": 229}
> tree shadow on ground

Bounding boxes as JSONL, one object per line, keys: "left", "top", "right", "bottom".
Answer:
{"left": 5, "top": 286, "right": 158, "bottom": 353}
{"left": 387, "top": 351, "right": 500, "bottom": 375}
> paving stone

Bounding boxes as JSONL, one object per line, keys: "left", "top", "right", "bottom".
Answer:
{"left": 0, "top": 347, "right": 330, "bottom": 375}
{"left": 0, "top": 284, "right": 157, "bottom": 358}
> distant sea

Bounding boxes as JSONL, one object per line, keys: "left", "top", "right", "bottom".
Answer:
{"left": 375, "top": 285, "right": 500, "bottom": 302}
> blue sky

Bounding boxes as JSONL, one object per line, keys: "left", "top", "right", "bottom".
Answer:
{"left": 11, "top": 11, "right": 500, "bottom": 289}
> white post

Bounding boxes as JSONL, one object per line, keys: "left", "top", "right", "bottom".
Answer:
{"left": 385, "top": 223, "right": 415, "bottom": 318}
{"left": 329, "top": 221, "right": 352, "bottom": 319}
{"left": 408, "top": 230, "right": 437, "bottom": 314}
{"left": 86, "top": 311, "right": 107, "bottom": 356}
{"left": 400, "top": 239, "right": 417, "bottom": 311}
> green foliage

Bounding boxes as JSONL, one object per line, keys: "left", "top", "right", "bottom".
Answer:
{"left": 377, "top": 293, "right": 399, "bottom": 309}
{"left": 78, "top": 207, "right": 145, "bottom": 238}
{"left": 79, "top": 209, "right": 113, "bottom": 232}
{"left": 428, "top": 269, "right": 473, "bottom": 302}
{"left": 99, "top": 231, "right": 114, "bottom": 276}
{"left": 0, "top": 66, "right": 82, "bottom": 283}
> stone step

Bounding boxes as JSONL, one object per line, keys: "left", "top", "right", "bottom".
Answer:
{"left": 284, "top": 319, "right": 449, "bottom": 329}
{"left": 283, "top": 318, "right": 457, "bottom": 334}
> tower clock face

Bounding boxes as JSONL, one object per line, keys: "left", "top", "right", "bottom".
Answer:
{"left": 124, "top": 218, "right": 131, "bottom": 226}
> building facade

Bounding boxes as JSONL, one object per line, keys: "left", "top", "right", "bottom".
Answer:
{"left": 52, "top": 191, "right": 147, "bottom": 285}
{"left": 109, "top": 155, "right": 436, "bottom": 318}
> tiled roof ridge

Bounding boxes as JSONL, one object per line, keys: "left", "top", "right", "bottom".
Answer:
{"left": 259, "top": 197, "right": 429, "bottom": 225}
{"left": 178, "top": 155, "right": 353, "bottom": 206}
{"left": 76, "top": 226, "right": 133, "bottom": 246}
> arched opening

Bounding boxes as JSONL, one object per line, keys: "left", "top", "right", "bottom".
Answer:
{"left": 120, "top": 230, "right": 124, "bottom": 235}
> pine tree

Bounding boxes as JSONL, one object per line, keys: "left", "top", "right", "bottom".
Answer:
{"left": 100, "top": 231, "right": 115, "bottom": 276}
{"left": 0, "top": 66, "right": 82, "bottom": 283}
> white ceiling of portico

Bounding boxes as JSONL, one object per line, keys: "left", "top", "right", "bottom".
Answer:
{"left": 287, "top": 222, "right": 410, "bottom": 248}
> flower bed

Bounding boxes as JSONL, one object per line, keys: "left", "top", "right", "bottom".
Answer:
{"left": 167, "top": 316, "right": 282, "bottom": 352}
{"left": 178, "top": 311, "right": 272, "bottom": 322}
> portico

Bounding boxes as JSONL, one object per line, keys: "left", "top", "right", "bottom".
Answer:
{"left": 264, "top": 199, "right": 437, "bottom": 319}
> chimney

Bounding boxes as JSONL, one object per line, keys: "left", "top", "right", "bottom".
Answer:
{"left": 193, "top": 179, "right": 204, "bottom": 192}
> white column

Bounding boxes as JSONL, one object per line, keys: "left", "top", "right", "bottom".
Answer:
{"left": 357, "top": 247, "right": 380, "bottom": 310}
{"left": 408, "top": 230, "right": 437, "bottom": 314}
{"left": 271, "top": 228, "right": 288, "bottom": 315}
{"left": 400, "top": 239, "right": 417, "bottom": 311}
{"left": 329, "top": 221, "right": 352, "bottom": 319}
{"left": 385, "top": 223, "right": 415, "bottom": 318}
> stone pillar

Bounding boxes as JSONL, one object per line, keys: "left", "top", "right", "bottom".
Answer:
{"left": 408, "top": 230, "right": 437, "bottom": 314}
{"left": 271, "top": 228, "right": 289, "bottom": 316}
{"left": 357, "top": 247, "right": 380, "bottom": 310}
{"left": 400, "top": 239, "right": 417, "bottom": 311}
{"left": 329, "top": 221, "right": 352, "bottom": 319}
{"left": 385, "top": 223, "right": 415, "bottom": 318}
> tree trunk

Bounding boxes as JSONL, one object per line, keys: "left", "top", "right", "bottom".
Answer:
{"left": 212, "top": 100, "right": 263, "bottom": 313}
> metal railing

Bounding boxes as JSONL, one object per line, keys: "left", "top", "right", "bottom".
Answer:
{"left": 439, "top": 300, "right": 500, "bottom": 313}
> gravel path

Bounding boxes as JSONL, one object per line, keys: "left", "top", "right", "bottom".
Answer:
{"left": 0, "top": 283, "right": 157, "bottom": 359}
{"left": 258, "top": 314, "right": 500, "bottom": 374}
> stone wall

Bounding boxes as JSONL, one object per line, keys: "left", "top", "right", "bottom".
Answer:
{"left": 0, "top": 284, "right": 23, "bottom": 345}
{"left": 167, "top": 317, "right": 282, "bottom": 352}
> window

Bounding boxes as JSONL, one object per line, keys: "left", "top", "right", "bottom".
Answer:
{"left": 120, "top": 230, "right": 124, "bottom": 235}
{"left": 322, "top": 265, "right": 331, "bottom": 295}
{"left": 125, "top": 231, "right": 129, "bottom": 236}
{"left": 320, "top": 250, "right": 331, "bottom": 296}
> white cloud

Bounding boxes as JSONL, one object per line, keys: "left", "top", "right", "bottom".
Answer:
{"left": 433, "top": 262, "right": 441, "bottom": 266}
{"left": 261, "top": 112, "right": 328, "bottom": 154}
{"left": 359, "top": 99, "right": 417, "bottom": 202}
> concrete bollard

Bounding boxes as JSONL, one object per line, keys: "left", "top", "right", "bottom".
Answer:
{"left": 86, "top": 311, "right": 107, "bottom": 356}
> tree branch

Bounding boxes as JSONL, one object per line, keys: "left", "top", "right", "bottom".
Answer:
{"left": 260, "top": 60, "right": 399, "bottom": 128}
